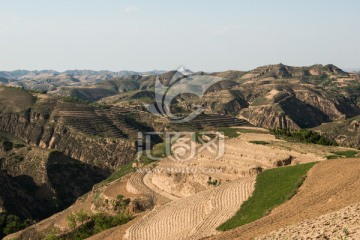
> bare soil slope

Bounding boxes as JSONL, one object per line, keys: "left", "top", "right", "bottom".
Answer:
{"left": 124, "top": 177, "right": 255, "bottom": 240}
{"left": 209, "top": 158, "right": 360, "bottom": 240}
{"left": 257, "top": 203, "right": 360, "bottom": 239}
{"left": 4, "top": 128, "right": 342, "bottom": 240}
{"left": 0, "top": 87, "right": 35, "bottom": 113}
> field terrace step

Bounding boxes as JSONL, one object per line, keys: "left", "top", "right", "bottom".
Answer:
{"left": 97, "top": 109, "right": 141, "bottom": 139}
{"left": 187, "top": 114, "right": 251, "bottom": 129}
{"left": 56, "top": 103, "right": 128, "bottom": 139}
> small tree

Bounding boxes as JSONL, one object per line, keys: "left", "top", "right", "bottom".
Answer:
{"left": 67, "top": 213, "right": 77, "bottom": 229}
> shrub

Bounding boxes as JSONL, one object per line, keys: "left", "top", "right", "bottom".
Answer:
{"left": 249, "top": 141, "right": 270, "bottom": 145}
{"left": 271, "top": 129, "right": 337, "bottom": 146}
{"left": 13, "top": 143, "right": 26, "bottom": 149}
{"left": 67, "top": 213, "right": 77, "bottom": 229}
{"left": 219, "top": 128, "right": 240, "bottom": 138}
{"left": 62, "top": 96, "right": 89, "bottom": 104}
{"left": 1, "top": 141, "right": 13, "bottom": 152}
{"left": 0, "top": 214, "right": 32, "bottom": 237}
{"left": 65, "top": 211, "right": 132, "bottom": 239}
{"left": 207, "top": 177, "right": 221, "bottom": 186}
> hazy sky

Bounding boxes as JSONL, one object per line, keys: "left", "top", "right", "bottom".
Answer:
{"left": 0, "top": 0, "right": 359, "bottom": 72}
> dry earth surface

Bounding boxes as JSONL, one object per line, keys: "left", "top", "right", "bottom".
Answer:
{"left": 208, "top": 158, "right": 360, "bottom": 240}
{"left": 257, "top": 203, "right": 360, "bottom": 240}
{"left": 5, "top": 127, "right": 346, "bottom": 240}
{"left": 90, "top": 127, "right": 338, "bottom": 240}
{"left": 144, "top": 130, "right": 323, "bottom": 199}
{"left": 124, "top": 177, "right": 255, "bottom": 240}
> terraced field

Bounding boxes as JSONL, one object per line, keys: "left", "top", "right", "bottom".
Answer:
{"left": 56, "top": 101, "right": 251, "bottom": 140}
{"left": 147, "top": 132, "right": 322, "bottom": 199}
{"left": 4, "top": 127, "right": 340, "bottom": 240}
{"left": 143, "top": 171, "right": 181, "bottom": 201}
{"left": 175, "top": 114, "right": 251, "bottom": 131}
{"left": 126, "top": 170, "right": 171, "bottom": 205}
{"left": 56, "top": 102, "right": 149, "bottom": 139}
{"left": 124, "top": 177, "right": 255, "bottom": 240}
{"left": 189, "top": 114, "right": 250, "bottom": 129}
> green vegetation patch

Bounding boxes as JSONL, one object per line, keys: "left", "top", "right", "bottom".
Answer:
{"left": 271, "top": 129, "right": 337, "bottom": 146}
{"left": 236, "top": 128, "right": 270, "bottom": 134}
{"left": 53, "top": 209, "right": 132, "bottom": 240}
{"left": 216, "top": 127, "right": 269, "bottom": 139}
{"left": 0, "top": 214, "right": 33, "bottom": 238}
{"left": 101, "top": 162, "right": 136, "bottom": 184}
{"left": 251, "top": 97, "right": 271, "bottom": 106}
{"left": 249, "top": 141, "right": 270, "bottom": 145}
{"left": 149, "top": 142, "right": 166, "bottom": 159}
{"left": 217, "top": 162, "right": 317, "bottom": 231}
{"left": 219, "top": 127, "right": 241, "bottom": 138}
{"left": 62, "top": 96, "right": 90, "bottom": 104}
{"left": 99, "top": 142, "right": 165, "bottom": 186}
{"left": 326, "top": 150, "right": 359, "bottom": 159}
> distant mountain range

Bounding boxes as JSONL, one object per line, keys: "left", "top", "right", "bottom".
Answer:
{"left": 0, "top": 69, "right": 167, "bottom": 79}
{"left": 343, "top": 68, "right": 360, "bottom": 73}
{"left": 0, "top": 69, "right": 167, "bottom": 91}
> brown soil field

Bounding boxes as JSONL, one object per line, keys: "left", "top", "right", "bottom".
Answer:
{"left": 5, "top": 128, "right": 350, "bottom": 240}
{"left": 209, "top": 158, "right": 360, "bottom": 240}
{"left": 257, "top": 203, "right": 360, "bottom": 239}
{"left": 124, "top": 177, "right": 255, "bottom": 240}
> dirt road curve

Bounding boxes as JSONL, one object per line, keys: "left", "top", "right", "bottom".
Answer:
{"left": 209, "top": 158, "right": 360, "bottom": 240}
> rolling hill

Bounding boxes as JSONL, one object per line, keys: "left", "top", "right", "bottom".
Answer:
{"left": 1, "top": 64, "right": 360, "bottom": 239}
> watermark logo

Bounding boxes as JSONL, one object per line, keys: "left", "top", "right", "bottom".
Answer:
{"left": 137, "top": 132, "right": 225, "bottom": 162}
{"left": 138, "top": 67, "right": 226, "bottom": 163}
{"left": 145, "top": 66, "right": 225, "bottom": 123}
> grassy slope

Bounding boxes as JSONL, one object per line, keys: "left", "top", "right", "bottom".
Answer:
{"left": 101, "top": 162, "right": 135, "bottom": 185}
{"left": 218, "top": 162, "right": 317, "bottom": 231}
{"left": 219, "top": 127, "right": 270, "bottom": 139}
{"left": 219, "top": 128, "right": 241, "bottom": 138}
{"left": 326, "top": 150, "right": 359, "bottom": 159}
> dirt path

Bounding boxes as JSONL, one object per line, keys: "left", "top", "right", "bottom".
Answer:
{"left": 208, "top": 158, "right": 360, "bottom": 240}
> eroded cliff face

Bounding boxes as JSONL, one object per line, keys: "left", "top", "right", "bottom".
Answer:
{"left": 314, "top": 116, "right": 360, "bottom": 149}
{"left": 177, "top": 90, "right": 249, "bottom": 115}
{"left": 0, "top": 94, "right": 142, "bottom": 237}
{"left": 293, "top": 87, "right": 359, "bottom": 120}
{"left": 233, "top": 80, "right": 360, "bottom": 129}
{"left": 240, "top": 105, "right": 298, "bottom": 129}
{"left": 94, "top": 65, "right": 360, "bottom": 133}
{"left": 0, "top": 104, "right": 137, "bottom": 171}
{"left": 0, "top": 136, "right": 110, "bottom": 238}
